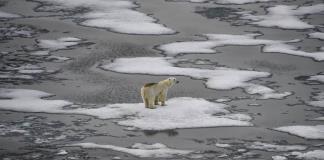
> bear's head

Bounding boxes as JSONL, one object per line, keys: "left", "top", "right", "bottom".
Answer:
{"left": 166, "top": 77, "right": 179, "bottom": 87}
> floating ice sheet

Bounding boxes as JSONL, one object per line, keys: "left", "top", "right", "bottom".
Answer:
{"left": 274, "top": 125, "right": 324, "bottom": 139}
{"left": 101, "top": 57, "right": 291, "bottom": 99}
{"left": 38, "top": 37, "right": 81, "bottom": 50}
{"left": 239, "top": 4, "right": 324, "bottom": 29}
{"left": 309, "top": 32, "right": 324, "bottom": 40}
{"left": 69, "top": 142, "right": 192, "bottom": 158}
{"left": 247, "top": 141, "right": 307, "bottom": 152}
{"left": 307, "top": 92, "right": 324, "bottom": 108}
{"left": 308, "top": 75, "right": 324, "bottom": 83}
{"left": 158, "top": 33, "right": 324, "bottom": 61}
{"left": 0, "top": 10, "right": 21, "bottom": 18}
{"left": 34, "top": 0, "right": 175, "bottom": 35}
{"left": 215, "top": 0, "right": 271, "bottom": 4}
{"left": 290, "top": 150, "right": 324, "bottom": 160}
{"left": 0, "top": 89, "right": 253, "bottom": 130}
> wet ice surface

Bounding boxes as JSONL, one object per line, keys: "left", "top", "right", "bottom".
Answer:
{"left": 1, "top": 0, "right": 324, "bottom": 159}
{"left": 69, "top": 142, "right": 193, "bottom": 158}
{"left": 32, "top": 0, "right": 175, "bottom": 35}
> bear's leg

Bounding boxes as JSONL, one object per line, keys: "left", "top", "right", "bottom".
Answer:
{"left": 148, "top": 97, "right": 156, "bottom": 109}
{"left": 154, "top": 96, "right": 159, "bottom": 105}
{"left": 160, "top": 92, "right": 167, "bottom": 106}
{"left": 144, "top": 98, "right": 149, "bottom": 108}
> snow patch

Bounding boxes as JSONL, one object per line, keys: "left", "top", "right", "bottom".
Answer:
{"left": 35, "top": 0, "right": 175, "bottom": 35}
{"left": 158, "top": 33, "right": 324, "bottom": 61}
{"left": 274, "top": 125, "right": 324, "bottom": 139}
{"left": 309, "top": 32, "right": 324, "bottom": 40}
{"left": 0, "top": 89, "right": 253, "bottom": 130}
{"left": 247, "top": 141, "right": 307, "bottom": 152}
{"left": 101, "top": 57, "right": 291, "bottom": 99}
{"left": 69, "top": 142, "right": 192, "bottom": 158}
{"left": 290, "top": 150, "right": 324, "bottom": 160}
{"left": 272, "top": 155, "right": 287, "bottom": 160}
{"left": 240, "top": 4, "right": 324, "bottom": 29}
{"left": 38, "top": 37, "right": 81, "bottom": 50}
{"left": 307, "top": 92, "right": 324, "bottom": 108}
{"left": 308, "top": 74, "right": 324, "bottom": 83}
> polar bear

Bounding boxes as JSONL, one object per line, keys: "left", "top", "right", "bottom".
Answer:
{"left": 141, "top": 77, "right": 179, "bottom": 109}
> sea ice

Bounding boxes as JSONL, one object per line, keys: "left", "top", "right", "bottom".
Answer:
{"left": 69, "top": 142, "right": 192, "bottom": 158}
{"left": 35, "top": 0, "right": 175, "bottom": 35}
{"left": 240, "top": 4, "right": 324, "bottom": 29}
{"left": 101, "top": 57, "right": 291, "bottom": 99}
{"left": 308, "top": 74, "right": 324, "bottom": 83}
{"left": 307, "top": 92, "right": 324, "bottom": 108}
{"left": 215, "top": 0, "right": 271, "bottom": 4}
{"left": 274, "top": 125, "right": 324, "bottom": 139}
{"left": 309, "top": 32, "right": 324, "bottom": 40}
{"left": 38, "top": 37, "right": 81, "bottom": 50}
{"left": 29, "top": 50, "right": 50, "bottom": 56}
{"left": 290, "top": 150, "right": 324, "bottom": 160}
{"left": 158, "top": 33, "right": 324, "bottom": 61}
{"left": 247, "top": 141, "right": 307, "bottom": 152}
{"left": 0, "top": 10, "right": 21, "bottom": 18}
{"left": 215, "top": 143, "right": 232, "bottom": 148}
{"left": 272, "top": 155, "right": 287, "bottom": 160}
{"left": 0, "top": 89, "right": 253, "bottom": 130}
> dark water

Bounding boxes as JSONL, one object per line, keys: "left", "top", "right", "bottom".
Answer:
{"left": 0, "top": 0, "right": 323, "bottom": 159}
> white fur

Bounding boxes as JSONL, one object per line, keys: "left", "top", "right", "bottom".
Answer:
{"left": 141, "top": 77, "right": 178, "bottom": 109}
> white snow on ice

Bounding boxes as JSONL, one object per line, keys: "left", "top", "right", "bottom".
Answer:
{"left": 215, "top": 0, "right": 271, "bottom": 4}
{"left": 240, "top": 4, "right": 324, "bottom": 29}
{"left": 290, "top": 150, "right": 324, "bottom": 160}
{"left": 308, "top": 74, "right": 324, "bottom": 83}
{"left": 69, "top": 142, "right": 192, "bottom": 158}
{"left": 309, "top": 32, "right": 324, "bottom": 40}
{"left": 274, "top": 125, "right": 324, "bottom": 139}
{"left": 0, "top": 10, "right": 21, "bottom": 18}
{"left": 38, "top": 37, "right": 82, "bottom": 51}
{"left": 215, "top": 143, "right": 232, "bottom": 148}
{"left": 272, "top": 155, "right": 287, "bottom": 160}
{"left": 158, "top": 33, "right": 324, "bottom": 61}
{"left": 36, "top": 0, "right": 175, "bottom": 35}
{"left": 307, "top": 92, "right": 324, "bottom": 108}
{"left": 0, "top": 89, "right": 253, "bottom": 130}
{"left": 101, "top": 56, "right": 291, "bottom": 99}
{"left": 247, "top": 141, "right": 307, "bottom": 152}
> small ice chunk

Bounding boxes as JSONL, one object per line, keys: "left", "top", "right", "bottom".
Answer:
{"left": 240, "top": 4, "right": 324, "bottom": 29}
{"left": 38, "top": 37, "right": 81, "bottom": 50}
{"left": 308, "top": 75, "right": 324, "bottom": 83}
{"left": 69, "top": 142, "right": 192, "bottom": 158}
{"left": 215, "top": 98, "right": 231, "bottom": 103}
{"left": 248, "top": 141, "right": 307, "bottom": 152}
{"left": 272, "top": 155, "right": 287, "bottom": 160}
{"left": 309, "top": 32, "right": 324, "bottom": 40}
{"left": 290, "top": 150, "right": 324, "bottom": 159}
{"left": 215, "top": 0, "right": 271, "bottom": 4}
{"left": 215, "top": 143, "right": 231, "bottom": 148}
{"left": 274, "top": 125, "right": 324, "bottom": 139}
{"left": 0, "top": 10, "right": 21, "bottom": 18}
{"left": 0, "top": 88, "right": 72, "bottom": 113}
{"left": 47, "top": 55, "right": 71, "bottom": 62}
{"left": 57, "top": 149, "right": 68, "bottom": 155}
{"left": 29, "top": 50, "right": 50, "bottom": 56}
{"left": 0, "top": 74, "right": 34, "bottom": 80}
{"left": 307, "top": 92, "right": 324, "bottom": 108}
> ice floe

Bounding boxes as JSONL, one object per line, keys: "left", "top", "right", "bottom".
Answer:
{"left": 272, "top": 155, "right": 287, "bottom": 160}
{"left": 309, "top": 32, "right": 324, "bottom": 40}
{"left": 35, "top": 0, "right": 175, "bottom": 35}
{"left": 307, "top": 92, "right": 324, "bottom": 108}
{"left": 290, "top": 150, "right": 324, "bottom": 160}
{"left": 239, "top": 4, "right": 324, "bottom": 29}
{"left": 0, "top": 10, "right": 21, "bottom": 18}
{"left": 215, "top": 0, "right": 271, "bottom": 4}
{"left": 0, "top": 74, "right": 34, "bottom": 80}
{"left": 158, "top": 33, "right": 324, "bottom": 61}
{"left": 0, "top": 89, "right": 253, "bottom": 130}
{"left": 101, "top": 57, "right": 291, "bottom": 99}
{"left": 29, "top": 50, "right": 50, "bottom": 56}
{"left": 308, "top": 74, "right": 324, "bottom": 83}
{"left": 215, "top": 143, "right": 232, "bottom": 148}
{"left": 38, "top": 37, "right": 82, "bottom": 50}
{"left": 247, "top": 141, "right": 307, "bottom": 152}
{"left": 69, "top": 142, "right": 192, "bottom": 158}
{"left": 274, "top": 125, "right": 324, "bottom": 139}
